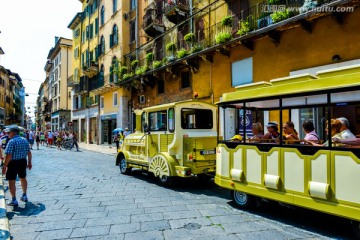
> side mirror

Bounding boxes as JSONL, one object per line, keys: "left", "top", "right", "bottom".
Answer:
{"left": 143, "top": 123, "right": 148, "bottom": 133}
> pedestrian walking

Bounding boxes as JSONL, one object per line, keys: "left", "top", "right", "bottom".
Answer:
{"left": 70, "top": 132, "right": 80, "bottom": 151}
{"left": 0, "top": 129, "right": 10, "bottom": 166}
{"left": 2, "top": 126, "right": 32, "bottom": 207}
{"left": 28, "top": 130, "right": 35, "bottom": 150}
{"left": 35, "top": 131, "right": 40, "bottom": 150}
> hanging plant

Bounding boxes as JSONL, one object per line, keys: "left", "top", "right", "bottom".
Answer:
{"left": 145, "top": 53, "right": 154, "bottom": 63}
{"left": 166, "top": 42, "right": 177, "bottom": 52}
{"left": 131, "top": 60, "right": 139, "bottom": 70}
{"left": 184, "top": 33, "right": 196, "bottom": 43}
{"left": 221, "top": 16, "right": 233, "bottom": 27}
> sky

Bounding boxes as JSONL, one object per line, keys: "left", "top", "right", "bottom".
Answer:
{"left": 0, "top": 0, "right": 81, "bottom": 118}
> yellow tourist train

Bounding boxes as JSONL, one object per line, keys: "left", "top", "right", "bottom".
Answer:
{"left": 116, "top": 100, "right": 217, "bottom": 185}
{"left": 215, "top": 64, "right": 360, "bottom": 237}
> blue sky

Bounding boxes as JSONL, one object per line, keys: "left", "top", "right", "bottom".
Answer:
{"left": 0, "top": 0, "right": 81, "bottom": 118}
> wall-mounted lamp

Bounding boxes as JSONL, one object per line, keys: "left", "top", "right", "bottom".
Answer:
{"left": 332, "top": 54, "right": 341, "bottom": 62}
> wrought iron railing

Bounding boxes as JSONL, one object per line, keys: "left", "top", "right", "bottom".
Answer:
{"left": 119, "top": 0, "right": 337, "bottom": 83}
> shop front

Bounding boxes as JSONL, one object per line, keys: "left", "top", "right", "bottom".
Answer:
{"left": 101, "top": 114, "right": 117, "bottom": 144}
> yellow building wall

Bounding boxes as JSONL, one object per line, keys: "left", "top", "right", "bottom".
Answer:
{"left": 100, "top": 88, "right": 129, "bottom": 114}
{"left": 209, "top": 8, "right": 360, "bottom": 104}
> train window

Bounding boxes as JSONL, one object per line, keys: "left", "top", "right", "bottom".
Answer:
{"left": 181, "top": 108, "right": 213, "bottom": 129}
{"left": 149, "top": 111, "right": 167, "bottom": 131}
{"left": 168, "top": 108, "right": 175, "bottom": 133}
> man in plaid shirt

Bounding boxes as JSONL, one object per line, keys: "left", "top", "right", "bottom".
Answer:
{"left": 2, "top": 126, "right": 32, "bottom": 207}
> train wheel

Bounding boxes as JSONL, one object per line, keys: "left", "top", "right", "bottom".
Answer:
{"left": 149, "top": 155, "right": 171, "bottom": 186}
{"left": 231, "top": 190, "right": 256, "bottom": 209}
{"left": 119, "top": 156, "right": 132, "bottom": 175}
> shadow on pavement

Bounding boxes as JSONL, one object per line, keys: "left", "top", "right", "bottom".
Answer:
{"left": 125, "top": 169, "right": 230, "bottom": 200}
{"left": 7, "top": 202, "right": 46, "bottom": 220}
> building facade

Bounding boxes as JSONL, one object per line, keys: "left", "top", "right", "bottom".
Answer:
{"left": 65, "top": 0, "right": 360, "bottom": 145}
{"left": 44, "top": 37, "right": 73, "bottom": 132}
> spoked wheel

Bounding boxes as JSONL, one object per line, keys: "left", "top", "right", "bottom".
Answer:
{"left": 231, "top": 190, "right": 256, "bottom": 209}
{"left": 149, "top": 155, "right": 171, "bottom": 186}
{"left": 351, "top": 220, "right": 360, "bottom": 239}
{"left": 119, "top": 156, "right": 132, "bottom": 175}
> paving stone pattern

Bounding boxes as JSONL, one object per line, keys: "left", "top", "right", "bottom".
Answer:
{"left": 3, "top": 146, "right": 351, "bottom": 240}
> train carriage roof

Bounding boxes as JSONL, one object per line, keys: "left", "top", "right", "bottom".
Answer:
{"left": 219, "top": 64, "right": 360, "bottom": 104}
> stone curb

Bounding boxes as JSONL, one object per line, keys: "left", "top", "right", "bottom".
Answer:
{"left": 0, "top": 175, "right": 10, "bottom": 240}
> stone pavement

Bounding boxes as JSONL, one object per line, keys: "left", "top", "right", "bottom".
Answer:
{"left": 0, "top": 144, "right": 353, "bottom": 239}
{"left": 77, "top": 142, "right": 118, "bottom": 156}
{"left": 0, "top": 142, "right": 117, "bottom": 240}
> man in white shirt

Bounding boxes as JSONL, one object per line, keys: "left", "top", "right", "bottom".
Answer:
{"left": 337, "top": 117, "right": 356, "bottom": 139}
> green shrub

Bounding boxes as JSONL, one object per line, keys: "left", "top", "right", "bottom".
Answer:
{"left": 119, "top": 66, "right": 128, "bottom": 77}
{"left": 270, "top": 9, "right": 296, "bottom": 23}
{"left": 184, "top": 33, "right": 196, "bottom": 43}
{"left": 221, "top": 16, "right": 233, "bottom": 27}
{"left": 145, "top": 53, "right": 154, "bottom": 63}
{"left": 177, "top": 48, "right": 189, "bottom": 58}
{"left": 237, "top": 20, "right": 253, "bottom": 36}
{"left": 268, "top": 0, "right": 285, "bottom": 5}
{"left": 215, "top": 32, "right": 232, "bottom": 44}
{"left": 131, "top": 60, "right": 139, "bottom": 70}
{"left": 122, "top": 72, "right": 134, "bottom": 80}
{"left": 191, "top": 44, "right": 203, "bottom": 53}
{"left": 166, "top": 42, "right": 176, "bottom": 52}
{"left": 153, "top": 61, "right": 162, "bottom": 69}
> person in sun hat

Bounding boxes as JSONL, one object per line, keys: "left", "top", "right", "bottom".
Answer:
{"left": 2, "top": 125, "right": 32, "bottom": 207}
{"left": 231, "top": 134, "right": 243, "bottom": 142}
{"left": 261, "top": 121, "right": 280, "bottom": 143}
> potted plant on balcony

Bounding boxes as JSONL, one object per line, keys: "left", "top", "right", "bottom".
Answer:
{"left": 122, "top": 72, "right": 134, "bottom": 81}
{"left": 153, "top": 60, "right": 163, "bottom": 69}
{"left": 177, "top": 48, "right": 189, "bottom": 59}
{"left": 237, "top": 19, "right": 253, "bottom": 36}
{"left": 221, "top": 16, "right": 233, "bottom": 27}
{"left": 184, "top": 32, "right": 196, "bottom": 50}
{"left": 131, "top": 60, "right": 139, "bottom": 71}
{"left": 215, "top": 31, "right": 232, "bottom": 44}
{"left": 166, "top": 42, "right": 177, "bottom": 62}
{"left": 270, "top": 9, "right": 296, "bottom": 23}
{"left": 145, "top": 52, "right": 154, "bottom": 65}
{"left": 119, "top": 66, "right": 128, "bottom": 80}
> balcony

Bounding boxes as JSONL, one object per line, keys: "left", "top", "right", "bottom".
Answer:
{"left": 91, "top": 74, "right": 119, "bottom": 95}
{"left": 83, "top": 61, "right": 99, "bottom": 78}
{"left": 119, "top": 0, "right": 349, "bottom": 88}
{"left": 67, "top": 75, "right": 79, "bottom": 87}
{"left": 164, "top": 0, "right": 190, "bottom": 23}
{"left": 143, "top": 8, "right": 165, "bottom": 38}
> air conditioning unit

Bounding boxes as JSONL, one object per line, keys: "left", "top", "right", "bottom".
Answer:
{"left": 139, "top": 95, "right": 145, "bottom": 104}
{"left": 257, "top": 15, "right": 273, "bottom": 29}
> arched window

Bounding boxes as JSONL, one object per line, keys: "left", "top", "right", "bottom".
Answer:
{"left": 110, "top": 56, "right": 118, "bottom": 83}
{"left": 100, "top": 36, "right": 105, "bottom": 55}
{"left": 99, "top": 64, "right": 105, "bottom": 85}
{"left": 101, "top": 6, "right": 105, "bottom": 25}
{"left": 112, "top": 25, "right": 118, "bottom": 46}
{"left": 113, "top": 0, "right": 117, "bottom": 14}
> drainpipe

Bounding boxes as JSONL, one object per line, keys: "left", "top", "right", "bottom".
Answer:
{"left": 136, "top": 0, "right": 139, "bottom": 56}
{"left": 189, "top": 0, "right": 193, "bottom": 32}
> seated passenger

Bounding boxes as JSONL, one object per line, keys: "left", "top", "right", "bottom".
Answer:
{"left": 261, "top": 121, "right": 280, "bottom": 143}
{"left": 231, "top": 134, "right": 243, "bottom": 142}
{"left": 306, "top": 119, "right": 342, "bottom": 147}
{"left": 333, "top": 137, "right": 360, "bottom": 146}
{"left": 336, "top": 117, "right": 356, "bottom": 139}
{"left": 302, "top": 120, "right": 319, "bottom": 143}
{"left": 250, "top": 122, "right": 263, "bottom": 142}
{"left": 282, "top": 121, "right": 299, "bottom": 144}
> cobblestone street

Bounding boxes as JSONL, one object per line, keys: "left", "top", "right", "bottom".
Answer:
{"left": 3, "top": 146, "right": 354, "bottom": 239}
